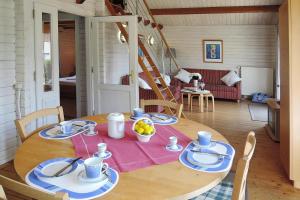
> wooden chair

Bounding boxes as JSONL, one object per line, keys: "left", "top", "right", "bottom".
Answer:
{"left": 15, "top": 106, "right": 64, "bottom": 142}
{"left": 140, "top": 99, "right": 183, "bottom": 118}
{"left": 0, "top": 175, "right": 69, "bottom": 200}
{"left": 192, "top": 132, "right": 256, "bottom": 200}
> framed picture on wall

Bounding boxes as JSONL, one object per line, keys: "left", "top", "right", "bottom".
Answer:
{"left": 203, "top": 40, "right": 223, "bottom": 63}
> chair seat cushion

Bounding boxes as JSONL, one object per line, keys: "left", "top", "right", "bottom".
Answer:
{"left": 190, "top": 172, "right": 237, "bottom": 200}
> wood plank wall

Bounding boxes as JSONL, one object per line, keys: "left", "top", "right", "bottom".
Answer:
{"left": 162, "top": 25, "right": 277, "bottom": 70}
{"left": 0, "top": 0, "right": 19, "bottom": 165}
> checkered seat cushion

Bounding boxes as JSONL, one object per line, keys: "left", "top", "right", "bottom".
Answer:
{"left": 190, "top": 172, "right": 248, "bottom": 200}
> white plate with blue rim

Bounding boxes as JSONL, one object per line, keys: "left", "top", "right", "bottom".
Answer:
{"left": 34, "top": 158, "right": 79, "bottom": 178}
{"left": 186, "top": 150, "right": 224, "bottom": 168}
{"left": 192, "top": 140, "right": 217, "bottom": 149}
{"left": 39, "top": 120, "right": 97, "bottom": 140}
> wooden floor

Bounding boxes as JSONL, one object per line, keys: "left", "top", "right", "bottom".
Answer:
{"left": 1, "top": 100, "right": 300, "bottom": 199}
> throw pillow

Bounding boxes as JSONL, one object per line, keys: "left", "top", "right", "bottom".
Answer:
{"left": 138, "top": 77, "right": 152, "bottom": 90}
{"left": 221, "top": 70, "right": 241, "bottom": 86}
{"left": 175, "top": 69, "right": 192, "bottom": 83}
{"left": 155, "top": 73, "right": 171, "bottom": 86}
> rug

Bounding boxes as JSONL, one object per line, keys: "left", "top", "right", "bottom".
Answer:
{"left": 248, "top": 103, "right": 268, "bottom": 122}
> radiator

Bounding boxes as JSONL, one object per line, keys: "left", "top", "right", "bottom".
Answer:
{"left": 240, "top": 66, "right": 274, "bottom": 96}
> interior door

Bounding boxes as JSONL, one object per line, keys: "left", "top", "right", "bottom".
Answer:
{"left": 86, "top": 16, "right": 139, "bottom": 114}
{"left": 34, "top": 3, "right": 60, "bottom": 124}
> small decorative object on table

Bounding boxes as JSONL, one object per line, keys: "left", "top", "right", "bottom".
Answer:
{"left": 133, "top": 118, "right": 156, "bottom": 142}
{"left": 166, "top": 136, "right": 183, "bottom": 152}
{"left": 192, "top": 75, "right": 199, "bottom": 88}
{"left": 95, "top": 143, "right": 112, "bottom": 160}
{"left": 199, "top": 81, "right": 205, "bottom": 91}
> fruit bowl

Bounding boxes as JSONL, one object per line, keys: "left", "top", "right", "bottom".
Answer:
{"left": 132, "top": 118, "right": 156, "bottom": 142}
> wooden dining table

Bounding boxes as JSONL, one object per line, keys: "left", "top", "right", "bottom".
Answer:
{"left": 14, "top": 114, "right": 230, "bottom": 200}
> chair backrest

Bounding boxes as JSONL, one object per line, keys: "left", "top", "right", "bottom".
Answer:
{"left": 0, "top": 175, "right": 69, "bottom": 200}
{"left": 140, "top": 99, "right": 183, "bottom": 118}
{"left": 232, "top": 131, "right": 256, "bottom": 200}
{"left": 15, "top": 106, "right": 64, "bottom": 142}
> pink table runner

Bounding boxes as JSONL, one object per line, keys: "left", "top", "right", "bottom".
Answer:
{"left": 71, "top": 121, "right": 192, "bottom": 172}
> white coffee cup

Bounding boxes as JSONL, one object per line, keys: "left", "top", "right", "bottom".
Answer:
{"left": 84, "top": 157, "right": 108, "bottom": 179}
{"left": 60, "top": 121, "right": 73, "bottom": 134}
{"left": 169, "top": 136, "right": 178, "bottom": 149}
{"left": 98, "top": 143, "right": 107, "bottom": 157}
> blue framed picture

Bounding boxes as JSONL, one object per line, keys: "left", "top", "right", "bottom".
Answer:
{"left": 203, "top": 40, "right": 223, "bottom": 63}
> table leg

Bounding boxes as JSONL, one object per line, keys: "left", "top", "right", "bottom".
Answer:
{"left": 206, "top": 96, "right": 208, "bottom": 109}
{"left": 187, "top": 94, "right": 191, "bottom": 111}
{"left": 190, "top": 95, "right": 193, "bottom": 112}
{"left": 212, "top": 95, "right": 215, "bottom": 112}
{"left": 200, "top": 94, "right": 204, "bottom": 113}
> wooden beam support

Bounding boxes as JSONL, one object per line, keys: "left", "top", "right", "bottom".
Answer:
{"left": 150, "top": 5, "right": 280, "bottom": 15}
{"left": 76, "top": 0, "right": 86, "bottom": 4}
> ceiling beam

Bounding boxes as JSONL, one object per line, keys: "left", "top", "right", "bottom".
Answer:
{"left": 150, "top": 5, "right": 280, "bottom": 15}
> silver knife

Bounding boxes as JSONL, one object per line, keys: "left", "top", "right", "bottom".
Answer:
{"left": 190, "top": 149, "right": 230, "bottom": 157}
{"left": 53, "top": 157, "right": 82, "bottom": 177}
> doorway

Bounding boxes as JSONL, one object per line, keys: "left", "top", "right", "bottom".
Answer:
{"left": 86, "top": 16, "right": 139, "bottom": 115}
{"left": 58, "top": 12, "right": 87, "bottom": 119}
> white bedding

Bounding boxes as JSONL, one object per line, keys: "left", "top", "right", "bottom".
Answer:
{"left": 59, "top": 75, "right": 76, "bottom": 86}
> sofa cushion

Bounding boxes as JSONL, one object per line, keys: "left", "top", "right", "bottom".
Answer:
{"left": 183, "top": 68, "right": 230, "bottom": 85}
{"left": 138, "top": 77, "right": 151, "bottom": 89}
{"left": 174, "top": 69, "right": 192, "bottom": 83}
{"left": 221, "top": 70, "right": 241, "bottom": 86}
{"left": 205, "top": 84, "right": 237, "bottom": 93}
{"left": 155, "top": 73, "right": 171, "bottom": 86}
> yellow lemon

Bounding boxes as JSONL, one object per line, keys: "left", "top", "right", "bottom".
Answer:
{"left": 137, "top": 127, "right": 144, "bottom": 134}
{"left": 144, "top": 127, "right": 153, "bottom": 135}
{"left": 134, "top": 125, "right": 140, "bottom": 131}
{"left": 143, "top": 124, "right": 150, "bottom": 129}
{"left": 137, "top": 121, "right": 144, "bottom": 126}
{"left": 148, "top": 126, "right": 154, "bottom": 133}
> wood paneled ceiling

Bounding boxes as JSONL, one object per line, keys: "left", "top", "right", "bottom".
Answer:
{"left": 145, "top": 0, "right": 283, "bottom": 25}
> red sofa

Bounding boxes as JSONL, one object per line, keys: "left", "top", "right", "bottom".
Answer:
{"left": 173, "top": 68, "right": 241, "bottom": 102}
{"left": 121, "top": 71, "right": 182, "bottom": 112}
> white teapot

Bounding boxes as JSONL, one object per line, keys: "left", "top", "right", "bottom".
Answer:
{"left": 107, "top": 113, "right": 125, "bottom": 139}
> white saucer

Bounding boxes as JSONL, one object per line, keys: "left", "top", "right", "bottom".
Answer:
{"left": 78, "top": 170, "right": 108, "bottom": 183}
{"left": 192, "top": 140, "right": 216, "bottom": 149}
{"left": 94, "top": 151, "right": 112, "bottom": 160}
{"left": 166, "top": 144, "right": 183, "bottom": 152}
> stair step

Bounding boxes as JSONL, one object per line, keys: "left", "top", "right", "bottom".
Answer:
{"left": 160, "top": 87, "right": 169, "bottom": 92}
{"left": 169, "top": 98, "right": 176, "bottom": 102}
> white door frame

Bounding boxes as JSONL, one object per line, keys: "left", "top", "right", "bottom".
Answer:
{"left": 34, "top": 2, "right": 59, "bottom": 124}
{"left": 86, "top": 15, "right": 139, "bottom": 115}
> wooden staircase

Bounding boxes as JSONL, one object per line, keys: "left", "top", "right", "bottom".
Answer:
{"left": 105, "top": 0, "right": 185, "bottom": 117}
